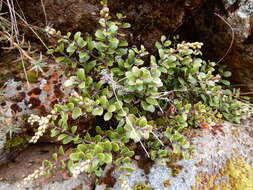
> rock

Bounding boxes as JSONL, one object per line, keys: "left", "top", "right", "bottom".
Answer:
{"left": 108, "top": 0, "right": 206, "bottom": 50}
{"left": 17, "top": 0, "right": 207, "bottom": 50}
{"left": 0, "top": 122, "right": 251, "bottom": 189}
{"left": 178, "top": 0, "right": 253, "bottom": 92}
{"left": 223, "top": 0, "right": 253, "bottom": 92}
{"left": 0, "top": 61, "right": 72, "bottom": 166}
{"left": 18, "top": 0, "right": 100, "bottom": 34}
{"left": 109, "top": 122, "right": 253, "bottom": 190}
{"left": 0, "top": 176, "right": 92, "bottom": 190}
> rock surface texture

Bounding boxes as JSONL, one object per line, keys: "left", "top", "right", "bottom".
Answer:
{"left": 0, "top": 0, "right": 253, "bottom": 189}
{"left": 0, "top": 122, "right": 251, "bottom": 190}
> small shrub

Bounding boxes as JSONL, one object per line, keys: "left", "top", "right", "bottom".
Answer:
{"left": 23, "top": 1, "right": 252, "bottom": 186}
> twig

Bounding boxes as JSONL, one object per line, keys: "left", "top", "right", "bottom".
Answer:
{"left": 2, "top": 0, "right": 48, "bottom": 49}
{"left": 111, "top": 73, "right": 150, "bottom": 158}
{"left": 214, "top": 13, "right": 234, "bottom": 64}
{"left": 19, "top": 50, "right": 30, "bottom": 87}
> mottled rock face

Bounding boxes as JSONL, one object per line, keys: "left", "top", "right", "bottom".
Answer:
{"left": 224, "top": 0, "right": 253, "bottom": 92}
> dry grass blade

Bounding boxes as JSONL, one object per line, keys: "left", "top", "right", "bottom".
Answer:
{"left": 214, "top": 13, "right": 234, "bottom": 64}
{"left": 6, "top": 0, "right": 19, "bottom": 43}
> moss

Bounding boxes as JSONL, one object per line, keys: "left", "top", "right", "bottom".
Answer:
{"left": 4, "top": 135, "right": 29, "bottom": 153}
{"left": 222, "top": 158, "right": 253, "bottom": 190}
{"left": 163, "top": 179, "right": 171, "bottom": 188}
{"left": 27, "top": 70, "right": 40, "bottom": 83}
{"left": 166, "top": 152, "right": 184, "bottom": 177}
{"left": 134, "top": 183, "right": 153, "bottom": 190}
{"left": 193, "top": 157, "right": 253, "bottom": 190}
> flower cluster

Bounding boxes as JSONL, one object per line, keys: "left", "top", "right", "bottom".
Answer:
{"left": 18, "top": 166, "right": 45, "bottom": 187}
{"left": 177, "top": 41, "right": 203, "bottom": 50}
{"left": 71, "top": 160, "right": 91, "bottom": 177}
{"left": 100, "top": 5, "right": 109, "bottom": 18}
{"left": 28, "top": 114, "right": 52, "bottom": 143}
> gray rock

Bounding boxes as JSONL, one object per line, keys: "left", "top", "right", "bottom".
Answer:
{"left": 109, "top": 122, "right": 253, "bottom": 190}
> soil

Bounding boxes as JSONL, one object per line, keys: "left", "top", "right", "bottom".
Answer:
{"left": 0, "top": 143, "right": 60, "bottom": 184}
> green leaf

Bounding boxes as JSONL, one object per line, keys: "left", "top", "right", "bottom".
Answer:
{"left": 150, "top": 55, "right": 157, "bottom": 65}
{"left": 122, "top": 157, "right": 131, "bottom": 163}
{"left": 79, "top": 52, "right": 90, "bottom": 63}
{"left": 99, "top": 96, "right": 108, "bottom": 107}
{"left": 92, "top": 107, "right": 104, "bottom": 116}
{"left": 101, "top": 141, "right": 112, "bottom": 152}
{"left": 47, "top": 49, "right": 54, "bottom": 54}
{"left": 52, "top": 153, "right": 58, "bottom": 161}
{"left": 109, "top": 24, "right": 118, "bottom": 33}
{"left": 78, "top": 81, "right": 86, "bottom": 89}
{"left": 60, "top": 160, "right": 66, "bottom": 169}
{"left": 159, "top": 49, "right": 165, "bottom": 59}
{"left": 77, "top": 144, "right": 88, "bottom": 152}
{"left": 155, "top": 41, "right": 162, "bottom": 49}
{"left": 70, "top": 152, "right": 81, "bottom": 161}
{"left": 95, "top": 29, "right": 105, "bottom": 41}
{"left": 95, "top": 126, "right": 104, "bottom": 135}
{"left": 146, "top": 97, "right": 158, "bottom": 105}
{"left": 118, "top": 166, "right": 135, "bottom": 172}
{"left": 121, "top": 23, "right": 131, "bottom": 28}
{"left": 164, "top": 40, "right": 172, "bottom": 47}
{"left": 62, "top": 136, "right": 73, "bottom": 144}
{"left": 97, "top": 153, "right": 105, "bottom": 162}
{"left": 72, "top": 107, "right": 82, "bottom": 119}
{"left": 108, "top": 105, "right": 116, "bottom": 112}
{"left": 221, "top": 80, "right": 230, "bottom": 86}
{"left": 77, "top": 38, "right": 87, "bottom": 48}
{"left": 161, "top": 35, "right": 166, "bottom": 43}
{"left": 67, "top": 160, "right": 74, "bottom": 171}
{"left": 58, "top": 146, "right": 65, "bottom": 156}
{"left": 76, "top": 68, "right": 86, "bottom": 80}
{"left": 109, "top": 38, "right": 119, "bottom": 49}
{"left": 94, "top": 144, "right": 103, "bottom": 153}
{"left": 57, "top": 134, "right": 68, "bottom": 141}
{"left": 223, "top": 71, "right": 232, "bottom": 77}
{"left": 85, "top": 60, "right": 96, "bottom": 73}
{"left": 95, "top": 42, "right": 106, "bottom": 52}
{"left": 71, "top": 126, "right": 78, "bottom": 134}
{"left": 116, "top": 13, "right": 126, "bottom": 19}
{"left": 51, "top": 129, "right": 60, "bottom": 137}
{"left": 74, "top": 32, "right": 81, "bottom": 41}
{"left": 119, "top": 41, "right": 128, "bottom": 47}
{"left": 66, "top": 44, "right": 77, "bottom": 56}
{"left": 111, "top": 142, "right": 120, "bottom": 152}
{"left": 141, "top": 101, "right": 155, "bottom": 112}
{"left": 87, "top": 38, "right": 95, "bottom": 50}
{"left": 55, "top": 43, "right": 64, "bottom": 53}
{"left": 128, "top": 50, "right": 135, "bottom": 63}
{"left": 124, "top": 150, "right": 135, "bottom": 157}
{"left": 103, "top": 153, "right": 112, "bottom": 164}
{"left": 104, "top": 112, "right": 113, "bottom": 121}
{"left": 94, "top": 135, "right": 102, "bottom": 142}
{"left": 138, "top": 116, "right": 147, "bottom": 127}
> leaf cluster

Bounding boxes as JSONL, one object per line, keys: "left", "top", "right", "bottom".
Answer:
{"left": 37, "top": 2, "right": 253, "bottom": 178}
